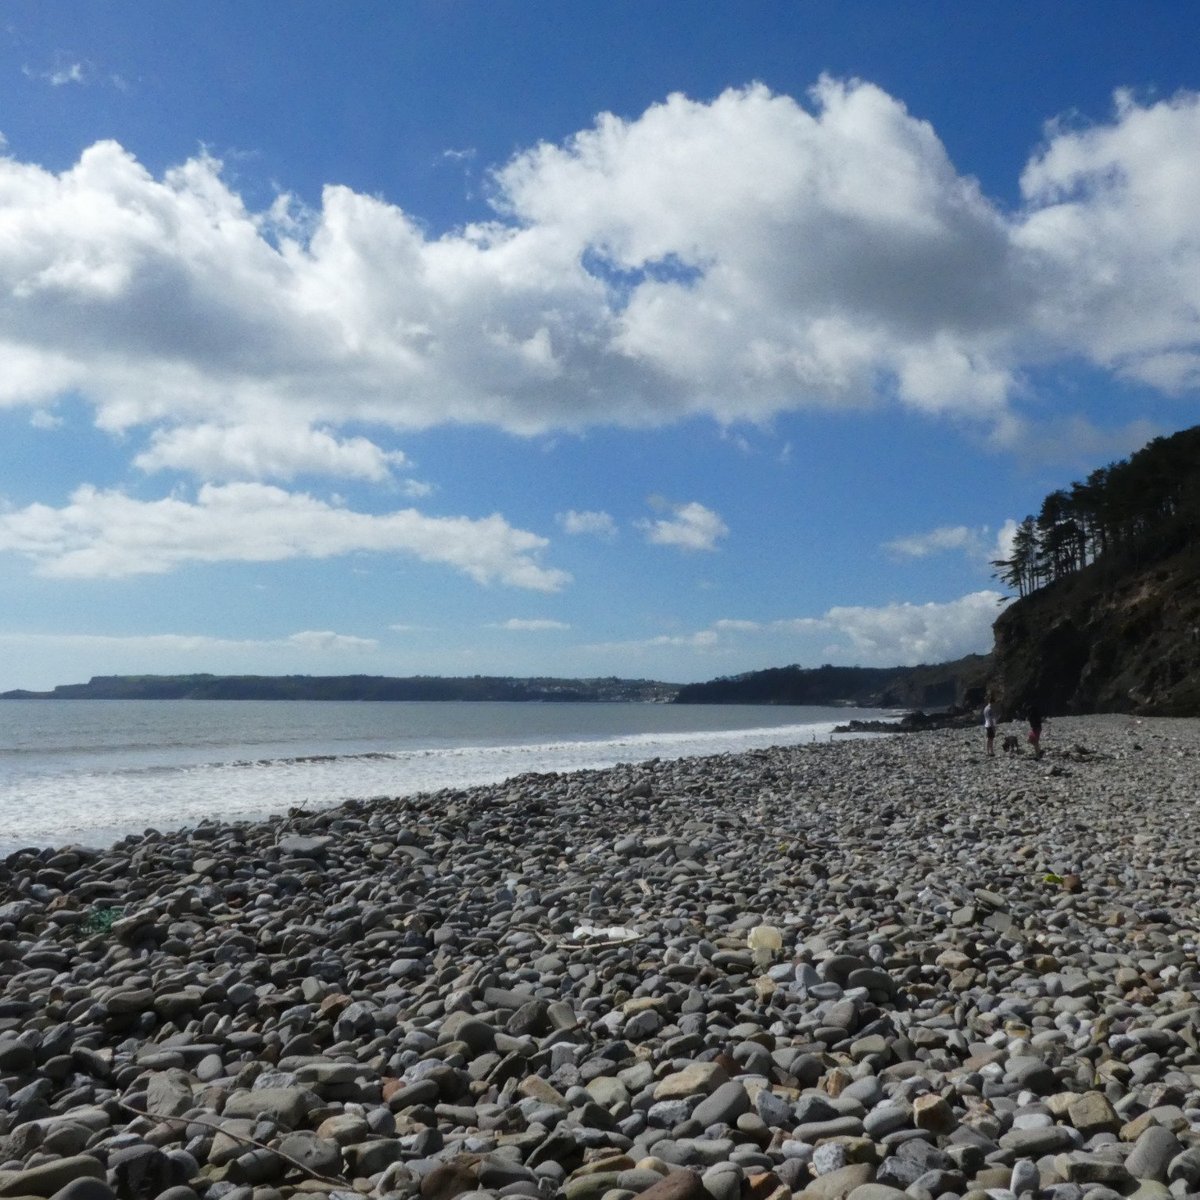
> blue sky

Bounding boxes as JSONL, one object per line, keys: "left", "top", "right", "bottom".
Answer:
{"left": 1, "top": 1, "right": 1198, "bottom": 690}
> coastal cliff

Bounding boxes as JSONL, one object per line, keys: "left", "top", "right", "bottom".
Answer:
{"left": 986, "top": 422, "right": 1200, "bottom": 717}
{"left": 989, "top": 538, "right": 1200, "bottom": 716}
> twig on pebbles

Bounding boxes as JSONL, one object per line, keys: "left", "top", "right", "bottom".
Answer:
{"left": 114, "top": 1101, "right": 349, "bottom": 1189}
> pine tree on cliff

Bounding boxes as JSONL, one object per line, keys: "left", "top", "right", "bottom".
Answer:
{"left": 992, "top": 423, "right": 1200, "bottom": 597}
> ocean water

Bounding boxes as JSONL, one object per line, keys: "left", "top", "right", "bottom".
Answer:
{"left": 0, "top": 700, "right": 897, "bottom": 854}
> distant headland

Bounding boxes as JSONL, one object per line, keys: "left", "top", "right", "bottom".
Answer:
{"left": 0, "top": 674, "right": 678, "bottom": 703}
{"left": 0, "top": 658, "right": 987, "bottom": 707}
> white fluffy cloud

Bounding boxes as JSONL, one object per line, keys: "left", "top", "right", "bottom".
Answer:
{"left": 1, "top": 79, "right": 1197, "bottom": 456}
{"left": 284, "top": 630, "right": 379, "bottom": 651}
{"left": 637, "top": 500, "right": 728, "bottom": 552}
{"left": 584, "top": 629, "right": 720, "bottom": 655}
{"left": 0, "top": 482, "right": 569, "bottom": 590}
{"left": 1017, "top": 89, "right": 1200, "bottom": 393}
{"left": 557, "top": 509, "right": 618, "bottom": 539}
{"left": 0, "top": 629, "right": 379, "bottom": 692}
{"left": 2, "top": 79, "right": 1198, "bottom": 597}
{"left": 702, "top": 590, "right": 1004, "bottom": 664}
{"left": 883, "top": 525, "right": 984, "bottom": 559}
{"left": 0, "top": 629, "right": 377, "bottom": 655}
{"left": 992, "top": 519, "right": 1020, "bottom": 565}
{"left": 814, "top": 591, "right": 1006, "bottom": 662}
{"left": 134, "top": 424, "right": 407, "bottom": 481}
{"left": 883, "top": 523, "right": 1033, "bottom": 569}
{"left": 489, "top": 618, "right": 571, "bottom": 631}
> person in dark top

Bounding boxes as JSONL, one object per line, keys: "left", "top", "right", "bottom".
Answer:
{"left": 1027, "top": 701, "right": 1044, "bottom": 759}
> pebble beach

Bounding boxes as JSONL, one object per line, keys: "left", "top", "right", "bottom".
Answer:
{"left": 2, "top": 714, "right": 1200, "bottom": 1200}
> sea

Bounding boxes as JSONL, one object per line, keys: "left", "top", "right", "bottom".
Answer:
{"left": 0, "top": 700, "right": 898, "bottom": 855}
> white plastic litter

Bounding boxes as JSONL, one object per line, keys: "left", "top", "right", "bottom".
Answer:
{"left": 748, "top": 923, "right": 783, "bottom": 966}
{"left": 747, "top": 924, "right": 782, "bottom": 952}
{"left": 570, "top": 924, "right": 640, "bottom": 941}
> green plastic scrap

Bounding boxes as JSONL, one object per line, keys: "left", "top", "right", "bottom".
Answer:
{"left": 83, "top": 905, "right": 123, "bottom": 934}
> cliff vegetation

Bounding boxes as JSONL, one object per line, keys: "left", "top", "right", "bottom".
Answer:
{"left": 672, "top": 657, "right": 991, "bottom": 709}
{"left": 989, "top": 423, "right": 1200, "bottom": 716}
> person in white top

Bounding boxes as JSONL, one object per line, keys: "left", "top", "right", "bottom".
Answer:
{"left": 983, "top": 697, "right": 997, "bottom": 757}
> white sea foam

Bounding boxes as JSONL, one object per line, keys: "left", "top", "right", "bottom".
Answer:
{"left": 0, "top": 702, "right": 895, "bottom": 853}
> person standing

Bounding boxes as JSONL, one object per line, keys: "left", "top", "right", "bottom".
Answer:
{"left": 983, "top": 697, "right": 997, "bottom": 757}
{"left": 1027, "top": 700, "right": 1044, "bottom": 759}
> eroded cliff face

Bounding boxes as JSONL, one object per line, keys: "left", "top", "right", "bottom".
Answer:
{"left": 991, "top": 543, "right": 1200, "bottom": 716}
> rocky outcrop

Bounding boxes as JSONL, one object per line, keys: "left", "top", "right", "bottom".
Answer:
{"left": 990, "top": 540, "right": 1200, "bottom": 716}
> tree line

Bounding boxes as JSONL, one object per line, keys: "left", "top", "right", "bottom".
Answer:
{"left": 991, "top": 424, "right": 1200, "bottom": 598}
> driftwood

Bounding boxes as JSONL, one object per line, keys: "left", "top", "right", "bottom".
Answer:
{"left": 115, "top": 1100, "right": 349, "bottom": 1188}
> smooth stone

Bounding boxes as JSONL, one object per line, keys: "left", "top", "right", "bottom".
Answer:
{"left": 0, "top": 1155, "right": 106, "bottom": 1197}
{"left": 635, "top": 1169, "right": 708, "bottom": 1200}
{"left": 47, "top": 1184, "right": 117, "bottom": 1200}
{"left": 1010, "top": 1158, "right": 1040, "bottom": 1195}
{"left": 700, "top": 1166, "right": 742, "bottom": 1200}
{"left": 812, "top": 1144, "right": 848, "bottom": 1176}
{"left": 655, "top": 1065, "right": 730, "bottom": 1101}
{"left": 221, "top": 1087, "right": 320, "bottom": 1128}
{"left": 999, "top": 1126, "right": 1078, "bottom": 1156}
{"left": 1125, "top": 1125, "right": 1183, "bottom": 1182}
{"left": 691, "top": 1082, "right": 751, "bottom": 1129}
{"left": 797, "top": 1163, "right": 874, "bottom": 1199}
{"left": 845, "top": 1188, "right": 908, "bottom": 1200}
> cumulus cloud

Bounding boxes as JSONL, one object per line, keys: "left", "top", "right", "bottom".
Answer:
{"left": 0, "top": 482, "right": 569, "bottom": 590}
{"left": 1017, "top": 89, "right": 1200, "bottom": 393}
{"left": 824, "top": 591, "right": 1005, "bottom": 662}
{"left": 585, "top": 629, "right": 720, "bottom": 654}
{"left": 637, "top": 500, "right": 728, "bottom": 552}
{"left": 579, "top": 589, "right": 1003, "bottom": 671}
{"left": 29, "top": 409, "right": 63, "bottom": 430}
{"left": 992, "top": 519, "right": 1019, "bottom": 564}
{"left": 557, "top": 509, "right": 618, "bottom": 539}
{"left": 883, "top": 523, "right": 1032, "bottom": 567}
{"left": 996, "top": 414, "right": 1163, "bottom": 469}
{"left": 0, "top": 629, "right": 376, "bottom": 652}
{"left": 488, "top": 618, "right": 571, "bottom": 631}
{"left": 713, "top": 618, "right": 762, "bottom": 632}
{"left": 134, "top": 423, "right": 407, "bottom": 481}
{"left": 0, "top": 629, "right": 378, "bottom": 691}
{"left": 703, "top": 590, "right": 1005, "bottom": 664}
{"left": 24, "top": 60, "right": 86, "bottom": 86}
{"left": 50, "top": 62, "right": 86, "bottom": 86}
{"left": 883, "top": 525, "right": 983, "bottom": 559}
{"left": 285, "top": 629, "right": 378, "bottom": 651}
{"left": 22, "top": 58, "right": 128, "bottom": 91}
{"left": 780, "top": 590, "right": 1006, "bottom": 663}
{"left": 0, "top": 79, "right": 1196, "bottom": 460}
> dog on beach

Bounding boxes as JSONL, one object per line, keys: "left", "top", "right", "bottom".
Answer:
{"left": 1001, "top": 733, "right": 1020, "bottom": 753}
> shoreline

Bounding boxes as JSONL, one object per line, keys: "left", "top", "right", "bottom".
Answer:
{"left": 1, "top": 715, "right": 1199, "bottom": 1199}
{"left": 0, "top": 706, "right": 896, "bottom": 858}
